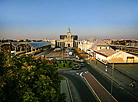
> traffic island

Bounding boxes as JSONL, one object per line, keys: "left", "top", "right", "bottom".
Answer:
{"left": 54, "top": 61, "right": 79, "bottom": 69}
{"left": 83, "top": 73, "right": 118, "bottom": 102}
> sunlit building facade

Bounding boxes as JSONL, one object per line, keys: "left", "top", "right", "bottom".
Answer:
{"left": 56, "top": 28, "right": 81, "bottom": 48}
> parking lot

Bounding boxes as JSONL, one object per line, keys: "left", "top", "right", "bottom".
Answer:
{"left": 44, "top": 49, "right": 72, "bottom": 58}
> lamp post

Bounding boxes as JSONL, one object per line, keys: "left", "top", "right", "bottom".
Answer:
{"left": 105, "top": 60, "right": 108, "bottom": 71}
{"left": 62, "top": 42, "right": 64, "bottom": 65}
{"left": 9, "top": 41, "right": 12, "bottom": 57}
{"left": 111, "top": 62, "right": 114, "bottom": 96}
{"left": 26, "top": 42, "right": 27, "bottom": 56}
{"left": 14, "top": 47, "right": 16, "bottom": 55}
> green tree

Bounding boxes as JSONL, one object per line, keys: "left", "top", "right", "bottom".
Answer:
{"left": 0, "top": 52, "right": 66, "bottom": 102}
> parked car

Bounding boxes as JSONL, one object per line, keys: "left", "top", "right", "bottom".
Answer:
{"left": 80, "top": 63, "right": 84, "bottom": 67}
{"left": 80, "top": 59, "right": 84, "bottom": 62}
{"left": 53, "top": 48, "right": 62, "bottom": 52}
{"left": 46, "top": 56, "right": 53, "bottom": 60}
{"left": 72, "top": 65, "right": 80, "bottom": 70}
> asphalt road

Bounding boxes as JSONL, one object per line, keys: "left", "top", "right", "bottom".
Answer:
{"left": 84, "top": 61, "right": 138, "bottom": 102}
{"left": 36, "top": 49, "right": 138, "bottom": 102}
{"left": 58, "top": 71, "right": 97, "bottom": 102}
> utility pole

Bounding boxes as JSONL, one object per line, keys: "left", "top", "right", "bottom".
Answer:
{"left": 9, "top": 41, "right": 12, "bottom": 57}
{"left": 14, "top": 47, "right": 16, "bottom": 55}
{"left": 62, "top": 42, "right": 64, "bottom": 65}
{"left": 111, "top": 62, "right": 114, "bottom": 96}
{"left": 26, "top": 42, "right": 27, "bottom": 56}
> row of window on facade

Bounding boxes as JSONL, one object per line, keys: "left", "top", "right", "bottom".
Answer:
{"left": 98, "top": 46, "right": 110, "bottom": 50}
{"left": 56, "top": 42, "right": 81, "bottom": 47}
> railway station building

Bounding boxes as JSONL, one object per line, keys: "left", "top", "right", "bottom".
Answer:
{"left": 55, "top": 28, "right": 81, "bottom": 48}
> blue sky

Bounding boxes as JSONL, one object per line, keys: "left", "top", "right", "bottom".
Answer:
{"left": 0, "top": 0, "right": 138, "bottom": 40}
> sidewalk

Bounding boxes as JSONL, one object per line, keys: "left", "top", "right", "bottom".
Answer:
{"left": 86, "top": 59, "right": 138, "bottom": 98}
{"left": 60, "top": 80, "right": 71, "bottom": 102}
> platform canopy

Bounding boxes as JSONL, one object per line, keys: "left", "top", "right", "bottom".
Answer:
{"left": 10, "top": 42, "right": 51, "bottom": 49}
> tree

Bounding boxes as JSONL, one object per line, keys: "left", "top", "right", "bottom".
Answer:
{"left": 0, "top": 52, "right": 66, "bottom": 102}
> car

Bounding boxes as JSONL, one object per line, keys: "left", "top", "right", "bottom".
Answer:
{"left": 46, "top": 56, "right": 53, "bottom": 60}
{"left": 53, "top": 48, "right": 62, "bottom": 52}
{"left": 72, "top": 65, "right": 80, "bottom": 70}
{"left": 71, "top": 58, "right": 76, "bottom": 61}
{"left": 80, "top": 59, "right": 84, "bottom": 62}
{"left": 66, "top": 48, "right": 70, "bottom": 52}
{"left": 64, "top": 57, "right": 71, "bottom": 61}
{"left": 80, "top": 63, "right": 84, "bottom": 67}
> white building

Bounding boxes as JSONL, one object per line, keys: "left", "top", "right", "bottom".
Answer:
{"left": 107, "top": 51, "right": 138, "bottom": 63}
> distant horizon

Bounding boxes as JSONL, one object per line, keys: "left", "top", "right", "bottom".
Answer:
{"left": 1, "top": 36, "right": 138, "bottom": 41}
{"left": 0, "top": 0, "right": 138, "bottom": 40}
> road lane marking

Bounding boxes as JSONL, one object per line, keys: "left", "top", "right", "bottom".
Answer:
{"left": 87, "top": 61, "right": 138, "bottom": 101}
{"left": 85, "top": 71, "right": 88, "bottom": 73}
{"left": 80, "top": 72, "right": 83, "bottom": 78}
{"left": 89, "top": 74, "right": 118, "bottom": 102}
{"left": 84, "top": 77, "right": 102, "bottom": 102}
{"left": 66, "top": 78, "right": 73, "bottom": 102}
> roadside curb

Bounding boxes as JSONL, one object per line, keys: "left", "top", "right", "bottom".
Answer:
{"left": 83, "top": 73, "right": 118, "bottom": 102}
{"left": 83, "top": 77, "right": 101, "bottom": 102}
{"left": 66, "top": 78, "right": 73, "bottom": 102}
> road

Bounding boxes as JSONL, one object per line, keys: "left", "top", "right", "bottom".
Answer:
{"left": 84, "top": 60, "right": 138, "bottom": 102}
{"left": 58, "top": 70, "right": 97, "bottom": 102}
{"left": 36, "top": 49, "right": 138, "bottom": 102}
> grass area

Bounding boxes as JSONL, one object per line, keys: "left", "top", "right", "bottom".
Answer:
{"left": 54, "top": 61, "right": 78, "bottom": 69}
{"left": 59, "top": 75, "right": 66, "bottom": 80}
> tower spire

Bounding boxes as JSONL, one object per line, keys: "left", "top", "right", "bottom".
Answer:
{"left": 67, "top": 27, "right": 71, "bottom": 38}
{"left": 67, "top": 27, "right": 70, "bottom": 33}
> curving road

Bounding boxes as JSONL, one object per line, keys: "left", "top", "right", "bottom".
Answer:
{"left": 58, "top": 71, "right": 97, "bottom": 102}
{"left": 37, "top": 49, "right": 138, "bottom": 102}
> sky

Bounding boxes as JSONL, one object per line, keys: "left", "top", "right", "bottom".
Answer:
{"left": 0, "top": 0, "right": 138, "bottom": 40}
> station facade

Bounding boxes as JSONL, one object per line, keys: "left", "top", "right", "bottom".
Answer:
{"left": 55, "top": 28, "right": 81, "bottom": 48}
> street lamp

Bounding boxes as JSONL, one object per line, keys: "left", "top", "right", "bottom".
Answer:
{"left": 14, "top": 46, "right": 16, "bottom": 56}
{"left": 105, "top": 60, "right": 108, "bottom": 71}
{"left": 62, "top": 42, "right": 64, "bottom": 65}
{"left": 111, "top": 62, "right": 114, "bottom": 96}
{"left": 26, "top": 42, "right": 27, "bottom": 56}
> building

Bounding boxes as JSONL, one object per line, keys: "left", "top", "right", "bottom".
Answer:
{"left": 43, "top": 38, "right": 49, "bottom": 42}
{"left": 78, "top": 37, "right": 98, "bottom": 52}
{"left": 78, "top": 37, "right": 111, "bottom": 55}
{"left": 56, "top": 28, "right": 81, "bottom": 48}
{"left": 107, "top": 51, "right": 138, "bottom": 63}
{"left": 103, "top": 39, "right": 112, "bottom": 44}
